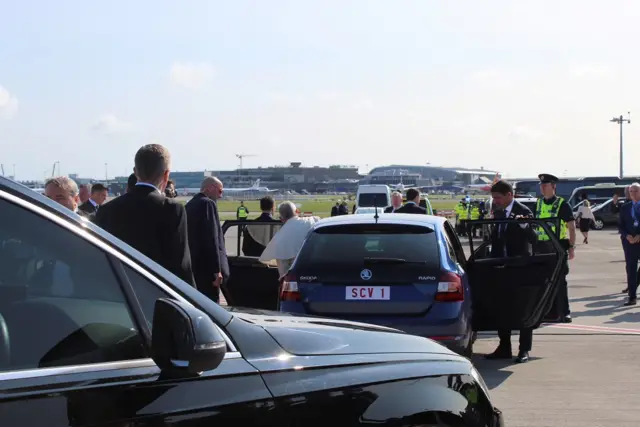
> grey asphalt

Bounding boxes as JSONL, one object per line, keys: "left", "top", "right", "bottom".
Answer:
{"left": 223, "top": 225, "right": 638, "bottom": 426}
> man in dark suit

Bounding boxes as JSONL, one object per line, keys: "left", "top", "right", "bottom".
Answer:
{"left": 330, "top": 203, "right": 339, "bottom": 217}
{"left": 485, "top": 180, "right": 535, "bottom": 363}
{"left": 384, "top": 191, "right": 403, "bottom": 213}
{"left": 185, "top": 176, "right": 229, "bottom": 303}
{"left": 95, "top": 144, "right": 195, "bottom": 286}
{"left": 618, "top": 183, "right": 640, "bottom": 306}
{"left": 78, "top": 183, "right": 108, "bottom": 215}
{"left": 395, "top": 188, "right": 427, "bottom": 214}
{"left": 44, "top": 176, "right": 93, "bottom": 222}
{"left": 243, "top": 196, "right": 280, "bottom": 257}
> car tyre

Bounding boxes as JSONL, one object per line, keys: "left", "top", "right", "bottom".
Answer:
{"left": 592, "top": 218, "right": 604, "bottom": 230}
{"left": 461, "top": 331, "right": 476, "bottom": 359}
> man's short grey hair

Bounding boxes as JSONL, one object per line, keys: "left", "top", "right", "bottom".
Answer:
{"left": 200, "top": 176, "right": 222, "bottom": 191}
{"left": 278, "top": 201, "right": 297, "bottom": 221}
{"left": 391, "top": 191, "right": 402, "bottom": 197}
{"left": 134, "top": 144, "right": 171, "bottom": 185}
{"left": 630, "top": 183, "right": 640, "bottom": 191}
{"left": 79, "top": 183, "right": 92, "bottom": 191}
{"left": 45, "top": 176, "right": 79, "bottom": 197}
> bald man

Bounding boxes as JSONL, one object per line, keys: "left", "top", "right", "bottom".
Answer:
{"left": 185, "top": 176, "right": 229, "bottom": 303}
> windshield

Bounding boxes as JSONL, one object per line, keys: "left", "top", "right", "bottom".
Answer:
{"left": 357, "top": 193, "right": 389, "bottom": 208}
{"left": 295, "top": 224, "right": 439, "bottom": 267}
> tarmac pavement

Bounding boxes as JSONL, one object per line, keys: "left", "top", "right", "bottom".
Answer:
{"left": 472, "top": 230, "right": 640, "bottom": 427}
{"left": 222, "top": 224, "right": 639, "bottom": 426}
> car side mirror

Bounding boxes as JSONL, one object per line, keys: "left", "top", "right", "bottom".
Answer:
{"left": 151, "top": 298, "right": 227, "bottom": 376}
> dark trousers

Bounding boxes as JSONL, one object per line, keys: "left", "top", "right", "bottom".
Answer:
{"left": 195, "top": 275, "right": 223, "bottom": 304}
{"left": 622, "top": 241, "right": 640, "bottom": 299}
{"left": 498, "top": 329, "right": 533, "bottom": 352}
{"left": 558, "top": 261, "right": 570, "bottom": 316}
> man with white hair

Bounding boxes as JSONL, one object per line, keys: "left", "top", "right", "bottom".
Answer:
{"left": 259, "top": 201, "right": 320, "bottom": 277}
{"left": 185, "top": 176, "right": 228, "bottom": 303}
{"left": 385, "top": 191, "right": 403, "bottom": 213}
{"left": 44, "top": 176, "right": 92, "bottom": 220}
{"left": 618, "top": 182, "right": 640, "bottom": 305}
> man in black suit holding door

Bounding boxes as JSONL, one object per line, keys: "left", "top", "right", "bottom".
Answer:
{"left": 95, "top": 144, "right": 195, "bottom": 286}
{"left": 485, "top": 179, "right": 535, "bottom": 363}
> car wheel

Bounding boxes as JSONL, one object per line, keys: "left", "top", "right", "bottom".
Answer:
{"left": 593, "top": 218, "right": 604, "bottom": 230}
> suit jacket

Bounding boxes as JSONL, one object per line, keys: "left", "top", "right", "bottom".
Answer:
{"left": 78, "top": 200, "right": 97, "bottom": 215}
{"left": 618, "top": 201, "right": 640, "bottom": 240}
{"left": 330, "top": 206, "right": 338, "bottom": 216}
{"left": 384, "top": 206, "right": 394, "bottom": 213}
{"left": 394, "top": 202, "right": 427, "bottom": 215}
{"left": 95, "top": 185, "right": 195, "bottom": 286}
{"left": 242, "top": 213, "right": 280, "bottom": 257}
{"left": 185, "top": 193, "right": 229, "bottom": 283}
{"left": 490, "top": 200, "right": 534, "bottom": 258}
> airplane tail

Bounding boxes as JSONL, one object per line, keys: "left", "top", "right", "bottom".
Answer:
{"left": 252, "top": 179, "right": 260, "bottom": 188}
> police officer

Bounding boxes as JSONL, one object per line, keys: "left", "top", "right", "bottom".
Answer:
{"left": 236, "top": 201, "right": 249, "bottom": 220}
{"left": 455, "top": 198, "right": 468, "bottom": 236}
{"left": 535, "top": 173, "right": 576, "bottom": 323}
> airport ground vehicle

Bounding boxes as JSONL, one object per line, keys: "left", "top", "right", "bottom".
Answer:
{"left": 585, "top": 198, "right": 626, "bottom": 230}
{"left": 567, "top": 184, "right": 629, "bottom": 208}
{"left": 0, "top": 177, "right": 505, "bottom": 426}
{"left": 223, "top": 213, "right": 566, "bottom": 359}
{"left": 514, "top": 176, "right": 640, "bottom": 200}
{"left": 356, "top": 184, "right": 391, "bottom": 209}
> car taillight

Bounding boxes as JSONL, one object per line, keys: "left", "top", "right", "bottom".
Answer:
{"left": 435, "top": 272, "right": 463, "bottom": 302}
{"left": 280, "top": 273, "right": 301, "bottom": 302}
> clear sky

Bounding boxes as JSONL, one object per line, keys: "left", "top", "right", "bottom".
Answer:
{"left": 2, "top": 0, "right": 640, "bottom": 180}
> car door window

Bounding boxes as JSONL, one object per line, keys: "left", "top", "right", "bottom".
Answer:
{"left": 121, "top": 263, "right": 173, "bottom": 328}
{"left": 443, "top": 222, "right": 466, "bottom": 265}
{"left": 0, "top": 198, "right": 148, "bottom": 372}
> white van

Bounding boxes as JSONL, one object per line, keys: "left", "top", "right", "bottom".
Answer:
{"left": 356, "top": 185, "right": 391, "bottom": 209}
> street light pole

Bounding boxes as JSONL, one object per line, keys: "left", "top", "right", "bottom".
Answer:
{"left": 105, "top": 163, "right": 108, "bottom": 183}
{"left": 610, "top": 112, "right": 631, "bottom": 178}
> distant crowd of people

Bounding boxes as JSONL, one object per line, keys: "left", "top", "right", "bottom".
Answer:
{"left": 40, "top": 143, "right": 317, "bottom": 304}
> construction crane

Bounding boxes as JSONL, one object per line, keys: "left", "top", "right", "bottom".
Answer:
{"left": 51, "top": 161, "right": 60, "bottom": 177}
{"left": 235, "top": 154, "right": 256, "bottom": 170}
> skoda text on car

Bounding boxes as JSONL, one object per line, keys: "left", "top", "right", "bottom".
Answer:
{"left": 279, "top": 213, "right": 476, "bottom": 356}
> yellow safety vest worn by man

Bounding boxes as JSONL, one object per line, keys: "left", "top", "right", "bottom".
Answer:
{"left": 535, "top": 173, "right": 576, "bottom": 325}
{"left": 535, "top": 197, "right": 568, "bottom": 241}
{"left": 237, "top": 205, "right": 249, "bottom": 220}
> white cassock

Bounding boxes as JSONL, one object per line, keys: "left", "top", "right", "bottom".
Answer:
{"left": 259, "top": 216, "right": 320, "bottom": 278}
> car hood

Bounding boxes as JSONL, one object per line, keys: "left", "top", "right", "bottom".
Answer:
{"left": 226, "top": 307, "right": 457, "bottom": 357}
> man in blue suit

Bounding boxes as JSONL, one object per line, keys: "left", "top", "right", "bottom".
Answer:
{"left": 618, "top": 183, "right": 640, "bottom": 306}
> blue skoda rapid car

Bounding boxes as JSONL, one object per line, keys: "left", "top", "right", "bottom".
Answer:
{"left": 276, "top": 213, "right": 565, "bottom": 357}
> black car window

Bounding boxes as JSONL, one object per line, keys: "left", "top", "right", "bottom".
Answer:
{"left": 443, "top": 221, "right": 466, "bottom": 265}
{"left": 0, "top": 198, "right": 147, "bottom": 372}
{"left": 122, "top": 263, "right": 173, "bottom": 328}
{"left": 296, "top": 223, "right": 439, "bottom": 268}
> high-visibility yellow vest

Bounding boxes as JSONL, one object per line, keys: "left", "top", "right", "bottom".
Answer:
{"left": 470, "top": 206, "right": 480, "bottom": 220}
{"left": 535, "top": 197, "right": 568, "bottom": 240}
{"left": 238, "top": 206, "right": 248, "bottom": 218}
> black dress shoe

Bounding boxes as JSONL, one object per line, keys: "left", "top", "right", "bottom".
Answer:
{"left": 624, "top": 299, "right": 637, "bottom": 306}
{"left": 485, "top": 348, "right": 512, "bottom": 360}
{"left": 515, "top": 351, "right": 529, "bottom": 363}
{"left": 562, "top": 315, "right": 572, "bottom": 323}
{"left": 623, "top": 288, "right": 629, "bottom": 293}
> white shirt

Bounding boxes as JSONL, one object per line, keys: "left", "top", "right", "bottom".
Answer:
{"left": 135, "top": 182, "right": 162, "bottom": 194}
{"left": 577, "top": 205, "right": 594, "bottom": 220}
{"left": 89, "top": 198, "right": 98, "bottom": 208}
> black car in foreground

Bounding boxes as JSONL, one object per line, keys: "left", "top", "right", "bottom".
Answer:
{"left": 0, "top": 177, "right": 504, "bottom": 426}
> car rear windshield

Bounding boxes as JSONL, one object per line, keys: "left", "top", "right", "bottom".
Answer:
{"left": 296, "top": 223, "right": 440, "bottom": 267}
{"left": 357, "top": 193, "right": 388, "bottom": 208}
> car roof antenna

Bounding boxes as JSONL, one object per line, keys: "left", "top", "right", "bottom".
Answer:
{"left": 373, "top": 195, "right": 380, "bottom": 224}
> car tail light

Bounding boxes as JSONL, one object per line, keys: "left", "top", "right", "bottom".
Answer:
{"left": 280, "top": 273, "right": 301, "bottom": 302}
{"left": 435, "top": 272, "right": 463, "bottom": 302}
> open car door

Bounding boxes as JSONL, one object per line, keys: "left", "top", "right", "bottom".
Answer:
{"left": 465, "top": 218, "right": 567, "bottom": 331}
{"left": 221, "top": 220, "right": 283, "bottom": 310}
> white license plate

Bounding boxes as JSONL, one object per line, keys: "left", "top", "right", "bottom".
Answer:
{"left": 345, "top": 286, "right": 391, "bottom": 300}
